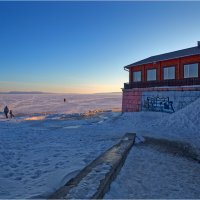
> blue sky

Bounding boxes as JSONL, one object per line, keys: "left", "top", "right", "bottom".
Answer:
{"left": 0, "top": 1, "right": 200, "bottom": 93}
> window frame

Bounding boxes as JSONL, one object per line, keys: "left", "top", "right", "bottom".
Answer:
{"left": 183, "top": 63, "right": 199, "bottom": 79}
{"left": 133, "top": 71, "right": 142, "bottom": 82}
{"left": 147, "top": 68, "right": 157, "bottom": 81}
{"left": 163, "top": 66, "right": 176, "bottom": 80}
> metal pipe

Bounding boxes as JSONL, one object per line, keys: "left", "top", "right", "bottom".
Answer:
{"left": 124, "top": 67, "right": 129, "bottom": 72}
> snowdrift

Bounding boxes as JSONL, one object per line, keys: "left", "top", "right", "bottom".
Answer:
{"left": 156, "top": 97, "right": 200, "bottom": 153}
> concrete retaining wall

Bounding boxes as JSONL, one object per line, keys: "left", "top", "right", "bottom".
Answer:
{"left": 122, "top": 87, "right": 200, "bottom": 112}
{"left": 49, "top": 133, "right": 136, "bottom": 199}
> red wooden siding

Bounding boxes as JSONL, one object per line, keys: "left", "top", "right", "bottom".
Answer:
{"left": 130, "top": 55, "right": 200, "bottom": 82}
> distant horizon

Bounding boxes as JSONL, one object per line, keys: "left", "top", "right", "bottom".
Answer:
{"left": 0, "top": 90, "right": 122, "bottom": 95}
{"left": 1, "top": 1, "right": 200, "bottom": 93}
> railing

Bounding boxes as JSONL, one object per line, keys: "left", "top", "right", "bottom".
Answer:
{"left": 124, "top": 78, "right": 200, "bottom": 89}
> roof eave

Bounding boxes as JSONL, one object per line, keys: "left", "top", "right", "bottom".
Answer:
{"left": 124, "top": 52, "right": 200, "bottom": 69}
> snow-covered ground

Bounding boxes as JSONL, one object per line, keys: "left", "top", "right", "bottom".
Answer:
{"left": 0, "top": 93, "right": 121, "bottom": 116}
{"left": 0, "top": 93, "right": 200, "bottom": 198}
{"left": 105, "top": 97, "right": 200, "bottom": 199}
{"left": 0, "top": 112, "right": 122, "bottom": 198}
{"left": 105, "top": 144, "right": 200, "bottom": 199}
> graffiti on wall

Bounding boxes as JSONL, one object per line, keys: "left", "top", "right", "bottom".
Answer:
{"left": 143, "top": 96, "right": 175, "bottom": 113}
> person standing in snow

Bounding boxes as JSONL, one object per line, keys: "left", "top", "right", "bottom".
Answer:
{"left": 4, "top": 106, "right": 9, "bottom": 118}
{"left": 9, "top": 110, "right": 14, "bottom": 118}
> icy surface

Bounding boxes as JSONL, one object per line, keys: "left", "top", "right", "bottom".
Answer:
{"left": 105, "top": 145, "right": 200, "bottom": 199}
{"left": 0, "top": 94, "right": 200, "bottom": 198}
{"left": 0, "top": 112, "right": 122, "bottom": 198}
{"left": 66, "top": 164, "right": 111, "bottom": 199}
{"left": 0, "top": 93, "right": 121, "bottom": 116}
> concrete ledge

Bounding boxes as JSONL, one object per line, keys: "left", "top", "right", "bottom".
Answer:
{"left": 48, "top": 133, "right": 136, "bottom": 199}
{"left": 123, "top": 86, "right": 200, "bottom": 92}
{"left": 143, "top": 136, "right": 200, "bottom": 162}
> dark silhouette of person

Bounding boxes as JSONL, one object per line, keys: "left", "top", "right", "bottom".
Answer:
{"left": 9, "top": 110, "right": 14, "bottom": 118}
{"left": 4, "top": 106, "right": 9, "bottom": 118}
{"left": 64, "top": 98, "right": 66, "bottom": 102}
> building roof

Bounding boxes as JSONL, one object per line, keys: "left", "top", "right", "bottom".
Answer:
{"left": 124, "top": 44, "right": 200, "bottom": 69}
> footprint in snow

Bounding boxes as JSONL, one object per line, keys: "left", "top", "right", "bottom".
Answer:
{"left": 55, "top": 161, "right": 65, "bottom": 166}
{"left": 2, "top": 172, "right": 14, "bottom": 178}
{"left": 10, "top": 164, "right": 18, "bottom": 168}
{"left": 31, "top": 170, "right": 42, "bottom": 179}
{"left": 53, "top": 153, "right": 60, "bottom": 158}
{"left": 33, "top": 162, "right": 40, "bottom": 167}
{"left": 14, "top": 177, "right": 22, "bottom": 181}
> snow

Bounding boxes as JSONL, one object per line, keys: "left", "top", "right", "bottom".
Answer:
{"left": 0, "top": 93, "right": 200, "bottom": 198}
{"left": 105, "top": 97, "right": 200, "bottom": 199}
{"left": 0, "top": 112, "right": 122, "bottom": 198}
{"left": 112, "top": 97, "right": 200, "bottom": 155}
{"left": 0, "top": 93, "right": 121, "bottom": 116}
{"left": 66, "top": 163, "right": 111, "bottom": 199}
{"left": 156, "top": 97, "right": 200, "bottom": 151}
{"left": 105, "top": 144, "right": 200, "bottom": 199}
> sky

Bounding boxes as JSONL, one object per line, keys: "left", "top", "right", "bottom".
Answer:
{"left": 0, "top": 1, "right": 200, "bottom": 94}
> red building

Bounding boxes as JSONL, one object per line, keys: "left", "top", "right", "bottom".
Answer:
{"left": 122, "top": 42, "right": 200, "bottom": 112}
{"left": 124, "top": 41, "right": 200, "bottom": 89}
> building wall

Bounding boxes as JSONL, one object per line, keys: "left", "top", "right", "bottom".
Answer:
{"left": 129, "top": 54, "right": 200, "bottom": 82}
{"left": 122, "top": 87, "right": 200, "bottom": 113}
{"left": 122, "top": 89, "right": 142, "bottom": 112}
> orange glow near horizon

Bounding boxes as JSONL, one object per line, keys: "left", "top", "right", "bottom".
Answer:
{"left": 0, "top": 81, "right": 123, "bottom": 94}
